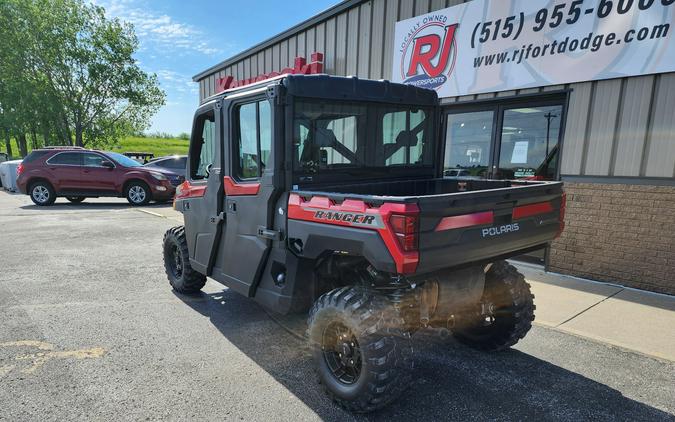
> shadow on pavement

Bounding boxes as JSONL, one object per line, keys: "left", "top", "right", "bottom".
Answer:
{"left": 177, "top": 289, "right": 673, "bottom": 421}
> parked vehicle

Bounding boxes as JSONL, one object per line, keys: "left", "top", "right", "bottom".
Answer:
{"left": 162, "top": 75, "right": 565, "bottom": 412}
{"left": 0, "top": 160, "right": 22, "bottom": 191}
{"left": 16, "top": 148, "right": 176, "bottom": 206}
{"left": 123, "top": 152, "right": 154, "bottom": 164}
{"left": 144, "top": 155, "right": 187, "bottom": 187}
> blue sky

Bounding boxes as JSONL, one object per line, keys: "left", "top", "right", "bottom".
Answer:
{"left": 95, "top": 0, "right": 339, "bottom": 135}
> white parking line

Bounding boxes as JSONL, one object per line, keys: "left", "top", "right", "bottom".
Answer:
{"left": 136, "top": 209, "right": 165, "bottom": 218}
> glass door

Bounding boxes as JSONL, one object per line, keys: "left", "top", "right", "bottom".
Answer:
{"left": 444, "top": 110, "right": 495, "bottom": 179}
{"left": 497, "top": 105, "right": 563, "bottom": 181}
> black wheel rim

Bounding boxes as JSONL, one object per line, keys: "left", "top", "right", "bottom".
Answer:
{"left": 167, "top": 242, "right": 183, "bottom": 279}
{"left": 321, "top": 321, "right": 362, "bottom": 385}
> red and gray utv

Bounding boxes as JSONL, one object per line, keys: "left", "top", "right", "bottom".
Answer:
{"left": 163, "top": 74, "right": 565, "bottom": 412}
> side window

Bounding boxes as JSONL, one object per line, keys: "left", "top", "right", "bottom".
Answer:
{"left": 235, "top": 99, "right": 271, "bottom": 180}
{"left": 190, "top": 111, "right": 216, "bottom": 180}
{"left": 165, "top": 158, "right": 187, "bottom": 170}
{"left": 82, "top": 153, "right": 112, "bottom": 167}
{"left": 48, "top": 152, "right": 82, "bottom": 166}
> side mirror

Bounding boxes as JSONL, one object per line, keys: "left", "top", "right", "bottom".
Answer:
{"left": 101, "top": 160, "right": 114, "bottom": 169}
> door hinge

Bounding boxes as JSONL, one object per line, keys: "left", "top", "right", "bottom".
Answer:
{"left": 210, "top": 212, "right": 225, "bottom": 224}
{"left": 257, "top": 226, "right": 282, "bottom": 241}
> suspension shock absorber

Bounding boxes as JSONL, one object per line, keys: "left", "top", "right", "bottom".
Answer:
{"left": 366, "top": 265, "right": 418, "bottom": 328}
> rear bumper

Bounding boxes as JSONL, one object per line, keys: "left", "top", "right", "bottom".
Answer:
{"left": 416, "top": 220, "right": 561, "bottom": 275}
{"left": 16, "top": 176, "right": 28, "bottom": 194}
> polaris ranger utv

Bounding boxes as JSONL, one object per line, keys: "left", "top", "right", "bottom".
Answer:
{"left": 163, "top": 74, "right": 565, "bottom": 412}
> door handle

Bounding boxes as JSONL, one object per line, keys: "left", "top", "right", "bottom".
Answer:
{"left": 257, "top": 226, "right": 282, "bottom": 241}
{"left": 226, "top": 200, "right": 237, "bottom": 213}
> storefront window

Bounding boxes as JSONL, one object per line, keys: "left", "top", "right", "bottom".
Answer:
{"left": 498, "top": 105, "right": 562, "bottom": 181}
{"left": 444, "top": 111, "right": 494, "bottom": 178}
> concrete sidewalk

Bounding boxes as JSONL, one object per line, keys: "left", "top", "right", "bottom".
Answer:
{"left": 515, "top": 262, "right": 675, "bottom": 362}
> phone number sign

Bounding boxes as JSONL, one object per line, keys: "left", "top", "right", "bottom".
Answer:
{"left": 392, "top": 0, "right": 675, "bottom": 97}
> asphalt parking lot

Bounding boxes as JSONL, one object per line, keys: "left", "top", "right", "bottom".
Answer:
{"left": 0, "top": 191, "right": 674, "bottom": 421}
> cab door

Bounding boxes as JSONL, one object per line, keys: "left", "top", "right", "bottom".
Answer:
{"left": 180, "top": 103, "right": 222, "bottom": 275}
{"left": 213, "top": 96, "right": 277, "bottom": 297}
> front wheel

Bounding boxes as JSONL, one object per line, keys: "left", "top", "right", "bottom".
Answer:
{"left": 30, "top": 181, "right": 56, "bottom": 206}
{"left": 163, "top": 226, "right": 206, "bottom": 293}
{"left": 125, "top": 181, "right": 151, "bottom": 206}
{"left": 308, "top": 287, "right": 413, "bottom": 413}
{"left": 452, "top": 261, "right": 535, "bottom": 351}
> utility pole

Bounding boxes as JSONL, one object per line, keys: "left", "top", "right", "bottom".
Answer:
{"left": 544, "top": 112, "right": 558, "bottom": 156}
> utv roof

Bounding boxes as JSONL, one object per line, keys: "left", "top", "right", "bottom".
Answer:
{"left": 202, "top": 74, "right": 438, "bottom": 106}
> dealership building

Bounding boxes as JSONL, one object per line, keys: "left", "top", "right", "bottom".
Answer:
{"left": 193, "top": 0, "right": 675, "bottom": 294}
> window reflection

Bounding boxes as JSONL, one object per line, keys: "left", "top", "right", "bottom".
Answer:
{"left": 498, "top": 106, "right": 562, "bottom": 181}
{"left": 444, "top": 111, "right": 494, "bottom": 179}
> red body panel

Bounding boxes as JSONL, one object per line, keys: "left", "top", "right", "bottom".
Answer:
{"left": 223, "top": 176, "right": 260, "bottom": 196}
{"left": 288, "top": 193, "right": 419, "bottom": 274}
{"left": 435, "top": 211, "right": 494, "bottom": 232}
{"left": 512, "top": 201, "right": 555, "bottom": 220}
{"left": 174, "top": 180, "right": 207, "bottom": 200}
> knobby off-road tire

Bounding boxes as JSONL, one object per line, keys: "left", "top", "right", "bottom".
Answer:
{"left": 29, "top": 181, "right": 56, "bottom": 206}
{"left": 308, "top": 286, "right": 413, "bottom": 413}
{"left": 163, "top": 226, "right": 206, "bottom": 293}
{"left": 452, "top": 261, "right": 535, "bottom": 352}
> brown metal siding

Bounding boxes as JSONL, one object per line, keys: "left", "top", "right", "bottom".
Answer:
{"left": 196, "top": 0, "right": 675, "bottom": 180}
{"left": 613, "top": 75, "right": 654, "bottom": 176}
{"left": 559, "top": 74, "right": 675, "bottom": 178}
{"left": 584, "top": 79, "right": 622, "bottom": 176}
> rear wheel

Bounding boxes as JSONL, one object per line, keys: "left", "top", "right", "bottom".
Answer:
{"left": 125, "top": 181, "right": 151, "bottom": 206}
{"left": 29, "top": 181, "right": 56, "bottom": 206}
{"left": 66, "top": 196, "right": 85, "bottom": 203}
{"left": 308, "top": 287, "right": 413, "bottom": 413}
{"left": 163, "top": 226, "right": 206, "bottom": 293}
{"left": 452, "top": 261, "right": 535, "bottom": 351}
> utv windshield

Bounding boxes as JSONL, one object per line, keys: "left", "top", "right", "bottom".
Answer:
{"left": 293, "top": 99, "right": 435, "bottom": 177}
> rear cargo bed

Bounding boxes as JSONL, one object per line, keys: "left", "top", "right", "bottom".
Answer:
{"left": 292, "top": 178, "right": 565, "bottom": 275}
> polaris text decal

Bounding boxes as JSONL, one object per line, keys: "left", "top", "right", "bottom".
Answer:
{"left": 482, "top": 223, "right": 520, "bottom": 238}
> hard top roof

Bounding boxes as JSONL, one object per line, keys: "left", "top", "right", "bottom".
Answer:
{"left": 202, "top": 74, "right": 438, "bottom": 106}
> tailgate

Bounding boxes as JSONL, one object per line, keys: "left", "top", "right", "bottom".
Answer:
{"left": 416, "top": 182, "right": 565, "bottom": 274}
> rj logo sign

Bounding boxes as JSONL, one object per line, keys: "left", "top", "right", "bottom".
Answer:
{"left": 399, "top": 17, "right": 458, "bottom": 90}
{"left": 392, "top": 0, "right": 675, "bottom": 98}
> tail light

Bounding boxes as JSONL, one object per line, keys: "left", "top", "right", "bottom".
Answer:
{"left": 389, "top": 214, "right": 419, "bottom": 252}
{"left": 175, "top": 181, "right": 186, "bottom": 199}
{"left": 16, "top": 163, "right": 24, "bottom": 176}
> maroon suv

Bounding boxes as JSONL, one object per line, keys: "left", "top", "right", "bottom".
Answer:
{"left": 16, "top": 148, "right": 177, "bottom": 206}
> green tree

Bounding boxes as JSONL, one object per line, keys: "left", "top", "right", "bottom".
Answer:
{"left": 0, "top": 0, "right": 165, "bottom": 153}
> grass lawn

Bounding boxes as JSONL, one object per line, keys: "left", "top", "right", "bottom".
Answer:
{"left": 110, "top": 136, "right": 189, "bottom": 157}
{"left": 3, "top": 136, "right": 189, "bottom": 160}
